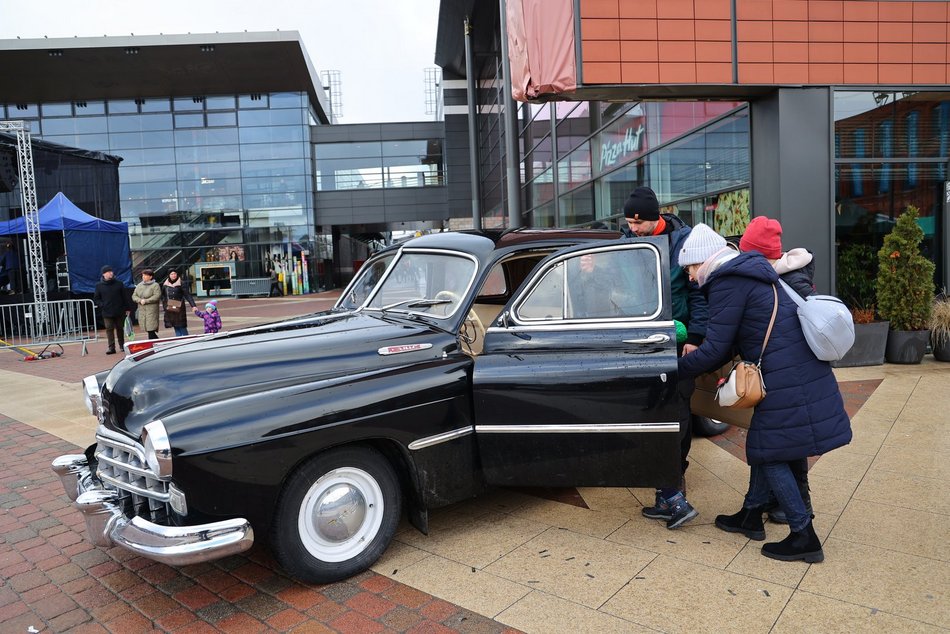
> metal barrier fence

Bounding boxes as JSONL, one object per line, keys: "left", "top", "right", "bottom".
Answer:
{"left": 0, "top": 299, "right": 98, "bottom": 357}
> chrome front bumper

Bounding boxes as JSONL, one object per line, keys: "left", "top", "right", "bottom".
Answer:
{"left": 51, "top": 454, "right": 254, "bottom": 566}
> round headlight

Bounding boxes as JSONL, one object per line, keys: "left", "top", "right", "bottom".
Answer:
{"left": 82, "top": 375, "right": 101, "bottom": 418}
{"left": 142, "top": 420, "right": 172, "bottom": 477}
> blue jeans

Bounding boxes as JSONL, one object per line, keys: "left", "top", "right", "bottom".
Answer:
{"left": 744, "top": 462, "right": 810, "bottom": 531}
{"left": 174, "top": 326, "right": 189, "bottom": 337}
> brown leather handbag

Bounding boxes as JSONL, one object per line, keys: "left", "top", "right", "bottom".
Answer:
{"left": 715, "top": 285, "right": 778, "bottom": 409}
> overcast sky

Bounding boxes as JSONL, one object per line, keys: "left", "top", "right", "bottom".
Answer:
{"left": 0, "top": 0, "right": 442, "bottom": 123}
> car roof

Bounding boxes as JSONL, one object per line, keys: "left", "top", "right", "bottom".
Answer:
{"left": 396, "top": 228, "right": 623, "bottom": 260}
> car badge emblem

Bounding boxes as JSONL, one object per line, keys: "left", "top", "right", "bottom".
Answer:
{"left": 378, "top": 343, "right": 433, "bottom": 355}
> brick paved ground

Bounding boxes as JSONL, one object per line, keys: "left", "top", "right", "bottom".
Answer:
{"left": 1, "top": 291, "right": 522, "bottom": 634}
{"left": 0, "top": 416, "right": 521, "bottom": 633}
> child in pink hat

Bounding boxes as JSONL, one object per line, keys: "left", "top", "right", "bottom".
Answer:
{"left": 194, "top": 300, "right": 222, "bottom": 334}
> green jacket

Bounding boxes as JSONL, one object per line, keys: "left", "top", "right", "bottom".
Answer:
{"left": 132, "top": 280, "right": 162, "bottom": 332}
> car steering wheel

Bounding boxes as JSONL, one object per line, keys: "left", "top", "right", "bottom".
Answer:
{"left": 434, "top": 291, "right": 485, "bottom": 354}
{"left": 433, "top": 290, "right": 460, "bottom": 316}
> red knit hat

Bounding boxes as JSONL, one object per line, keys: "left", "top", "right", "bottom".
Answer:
{"left": 739, "top": 216, "right": 783, "bottom": 259}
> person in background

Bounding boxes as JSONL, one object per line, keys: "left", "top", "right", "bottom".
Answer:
{"left": 738, "top": 216, "right": 816, "bottom": 523}
{"left": 1, "top": 241, "right": 19, "bottom": 295}
{"left": 622, "top": 186, "right": 708, "bottom": 529}
{"left": 162, "top": 269, "right": 197, "bottom": 337}
{"left": 132, "top": 268, "right": 162, "bottom": 340}
{"left": 269, "top": 267, "right": 283, "bottom": 297}
{"left": 676, "top": 224, "right": 851, "bottom": 563}
{"left": 194, "top": 300, "right": 222, "bottom": 334}
{"left": 94, "top": 265, "right": 130, "bottom": 354}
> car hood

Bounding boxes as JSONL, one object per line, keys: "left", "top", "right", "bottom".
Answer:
{"left": 102, "top": 310, "right": 455, "bottom": 437}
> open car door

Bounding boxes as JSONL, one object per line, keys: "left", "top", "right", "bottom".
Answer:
{"left": 472, "top": 237, "right": 682, "bottom": 488}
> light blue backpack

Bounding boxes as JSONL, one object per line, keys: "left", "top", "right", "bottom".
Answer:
{"left": 778, "top": 279, "right": 855, "bottom": 361}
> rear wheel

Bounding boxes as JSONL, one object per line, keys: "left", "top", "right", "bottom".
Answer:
{"left": 271, "top": 446, "right": 401, "bottom": 583}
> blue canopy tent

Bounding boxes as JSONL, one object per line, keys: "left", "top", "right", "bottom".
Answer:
{"left": 0, "top": 192, "right": 133, "bottom": 292}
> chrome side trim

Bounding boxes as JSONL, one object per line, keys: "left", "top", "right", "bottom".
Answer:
{"left": 408, "top": 426, "right": 474, "bottom": 450}
{"left": 487, "top": 320, "right": 675, "bottom": 334}
{"left": 474, "top": 422, "right": 679, "bottom": 433}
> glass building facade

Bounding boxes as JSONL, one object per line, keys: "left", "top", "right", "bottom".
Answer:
{"left": 516, "top": 100, "right": 751, "bottom": 234}
{"left": 834, "top": 90, "right": 949, "bottom": 291}
{"left": 315, "top": 138, "right": 444, "bottom": 191}
{"left": 1, "top": 92, "right": 320, "bottom": 290}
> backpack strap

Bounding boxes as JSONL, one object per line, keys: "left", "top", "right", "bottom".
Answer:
{"left": 757, "top": 284, "right": 779, "bottom": 366}
{"left": 777, "top": 278, "right": 806, "bottom": 307}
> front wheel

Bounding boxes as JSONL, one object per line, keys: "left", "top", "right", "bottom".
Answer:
{"left": 271, "top": 446, "right": 401, "bottom": 583}
{"left": 693, "top": 415, "right": 730, "bottom": 437}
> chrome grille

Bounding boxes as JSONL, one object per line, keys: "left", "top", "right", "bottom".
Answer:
{"left": 94, "top": 426, "right": 172, "bottom": 525}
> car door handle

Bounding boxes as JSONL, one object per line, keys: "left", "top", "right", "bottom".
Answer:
{"left": 623, "top": 334, "right": 671, "bottom": 344}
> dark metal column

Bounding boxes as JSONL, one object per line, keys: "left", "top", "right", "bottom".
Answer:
{"left": 549, "top": 102, "right": 559, "bottom": 225}
{"left": 750, "top": 87, "right": 834, "bottom": 293}
{"left": 464, "top": 17, "right": 482, "bottom": 230}
{"left": 498, "top": 0, "right": 523, "bottom": 228}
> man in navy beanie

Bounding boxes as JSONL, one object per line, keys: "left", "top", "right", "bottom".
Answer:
{"left": 621, "top": 185, "right": 708, "bottom": 529}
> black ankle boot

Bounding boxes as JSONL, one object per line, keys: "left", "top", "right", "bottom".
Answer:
{"left": 715, "top": 506, "right": 766, "bottom": 540}
{"left": 761, "top": 521, "right": 824, "bottom": 563}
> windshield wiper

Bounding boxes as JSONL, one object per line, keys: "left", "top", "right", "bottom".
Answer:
{"left": 380, "top": 297, "right": 453, "bottom": 311}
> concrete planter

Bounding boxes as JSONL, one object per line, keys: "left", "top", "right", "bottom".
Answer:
{"left": 832, "top": 321, "right": 889, "bottom": 367}
{"left": 884, "top": 329, "right": 929, "bottom": 364}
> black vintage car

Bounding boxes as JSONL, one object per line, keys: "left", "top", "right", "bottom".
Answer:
{"left": 53, "top": 228, "right": 694, "bottom": 583}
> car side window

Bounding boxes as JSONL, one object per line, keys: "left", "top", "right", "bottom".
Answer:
{"left": 477, "top": 263, "right": 508, "bottom": 298}
{"left": 518, "top": 263, "right": 565, "bottom": 320}
{"left": 516, "top": 246, "right": 661, "bottom": 323}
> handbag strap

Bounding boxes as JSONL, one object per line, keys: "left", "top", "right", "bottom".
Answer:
{"left": 757, "top": 285, "right": 779, "bottom": 366}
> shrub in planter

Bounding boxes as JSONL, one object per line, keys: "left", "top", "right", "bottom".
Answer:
{"left": 833, "top": 243, "right": 887, "bottom": 367}
{"left": 876, "top": 206, "right": 935, "bottom": 364}
{"left": 837, "top": 243, "right": 879, "bottom": 319}
{"left": 930, "top": 293, "right": 950, "bottom": 362}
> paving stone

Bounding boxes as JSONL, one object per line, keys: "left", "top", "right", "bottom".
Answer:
{"left": 196, "top": 600, "right": 239, "bottom": 623}
{"left": 237, "top": 591, "right": 289, "bottom": 620}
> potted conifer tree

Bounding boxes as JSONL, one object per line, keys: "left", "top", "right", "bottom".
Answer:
{"left": 833, "top": 243, "right": 888, "bottom": 367}
{"left": 876, "top": 206, "right": 935, "bottom": 364}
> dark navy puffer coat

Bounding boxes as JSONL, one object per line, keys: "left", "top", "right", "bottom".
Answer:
{"left": 677, "top": 252, "right": 851, "bottom": 464}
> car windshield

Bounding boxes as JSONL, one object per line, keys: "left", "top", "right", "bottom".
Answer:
{"left": 338, "top": 254, "right": 396, "bottom": 310}
{"left": 362, "top": 251, "right": 477, "bottom": 319}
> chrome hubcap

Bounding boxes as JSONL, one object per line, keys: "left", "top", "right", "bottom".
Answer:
{"left": 313, "top": 483, "right": 367, "bottom": 542}
{"left": 297, "top": 466, "right": 384, "bottom": 563}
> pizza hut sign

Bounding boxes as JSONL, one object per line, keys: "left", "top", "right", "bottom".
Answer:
{"left": 600, "top": 122, "right": 645, "bottom": 170}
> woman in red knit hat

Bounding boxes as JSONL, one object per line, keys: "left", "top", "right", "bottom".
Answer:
{"left": 729, "top": 215, "right": 816, "bottom": 527}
